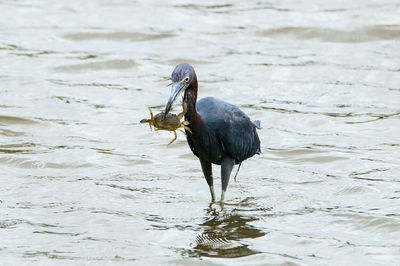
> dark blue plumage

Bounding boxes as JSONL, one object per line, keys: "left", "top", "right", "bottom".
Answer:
{"left": 191, "top": 97, "right": 260, "bottom": 164}
{"left": 164, "top": 63, "right": 261, "bottom": 202}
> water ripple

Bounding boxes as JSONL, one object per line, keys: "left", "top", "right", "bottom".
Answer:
{"left": 54, "top": 59, "right": 138, "bottom": 72}
{"left": 257, "top": 25, "right": 400, "bottom": 43}
{"left": 64, "top": 32, "right": 176, "bottom": 42}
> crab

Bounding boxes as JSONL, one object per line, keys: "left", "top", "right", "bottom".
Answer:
{"left": 140, "top": 102, "right": 192, "bottom": 145}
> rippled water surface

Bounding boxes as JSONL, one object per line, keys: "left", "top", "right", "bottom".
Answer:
{"left": 1, "top": 0, "right": 400, "bottom": 265}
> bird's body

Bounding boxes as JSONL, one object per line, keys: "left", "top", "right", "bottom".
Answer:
{"left": 185, "top": 96, "right": 260, "bottom": 165}
{"left": 164, "top": 63, "right": 261, "bottom": 202}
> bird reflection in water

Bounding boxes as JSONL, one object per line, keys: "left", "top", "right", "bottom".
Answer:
{"left": 188, "top": 201, "right": 268, "bottom": 258}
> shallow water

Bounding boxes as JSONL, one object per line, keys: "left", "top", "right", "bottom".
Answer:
{"left": 1, "top": 0, "right": 400, "bottom": 265}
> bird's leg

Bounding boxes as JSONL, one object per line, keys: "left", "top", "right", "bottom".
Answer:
{"left": 221, "top": 156, "right": 235, "bottom": 203}
{"left": 168, "top": 130, "right": 177, "bottom": 145}
{"left": 200, "top": 159, "right": 215, "bottom": 202}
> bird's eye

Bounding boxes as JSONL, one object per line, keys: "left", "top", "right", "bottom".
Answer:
{"left": 184, "top": 76, "right": 190, "bottom": 82}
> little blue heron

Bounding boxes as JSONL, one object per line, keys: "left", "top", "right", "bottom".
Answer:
{"left": 164, "top": 63, "right": 261, "bottom": 202}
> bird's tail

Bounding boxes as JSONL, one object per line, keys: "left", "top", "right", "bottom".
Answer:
{"left": 253, "top": 120, "right": 261, "bottom": 129}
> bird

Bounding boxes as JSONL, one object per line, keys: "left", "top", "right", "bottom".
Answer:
{"left": 164, "top": 63, "right": 261, "bottom": 203}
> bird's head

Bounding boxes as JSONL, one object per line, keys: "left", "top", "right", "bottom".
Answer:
{"left": 164, "top": 63, "right": 196, "bottom": 119}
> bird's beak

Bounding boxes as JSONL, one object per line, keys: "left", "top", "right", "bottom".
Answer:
{"left": 164, "top": 82, "right": 186, "bottom": 119}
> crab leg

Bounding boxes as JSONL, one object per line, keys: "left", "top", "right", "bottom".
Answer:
{"left": 168, "top": 130, "right": 178, "bottom": 145}
{"left": 183, "top": 125, "right": 192, "bottom": 133}
{"left": 177, "top": 102, "right": 188, "bottom": 120}
{"left": 177, "top": 129, "right": 186, "bottom": 135}
{"left": 147, "top": 107, "right": 154, "bottom": 131}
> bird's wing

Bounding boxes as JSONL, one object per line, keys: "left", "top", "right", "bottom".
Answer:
{"left": 217, "top": 115, "right": 260, "bottom": 163}
{"left": 197, "top": 97, "right": 261, "bottom": 163}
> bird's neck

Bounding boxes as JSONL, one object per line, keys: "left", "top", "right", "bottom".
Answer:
{"left": 183, "top": 83, "right": 200, "bottom": 126}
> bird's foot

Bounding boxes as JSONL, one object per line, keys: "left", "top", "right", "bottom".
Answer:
{"left": 220, "top": 190, "right": 226, "bottom": 203}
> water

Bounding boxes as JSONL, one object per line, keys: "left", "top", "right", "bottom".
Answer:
{"left": 1, "top": 0, "right": 400, "bottom": 265}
